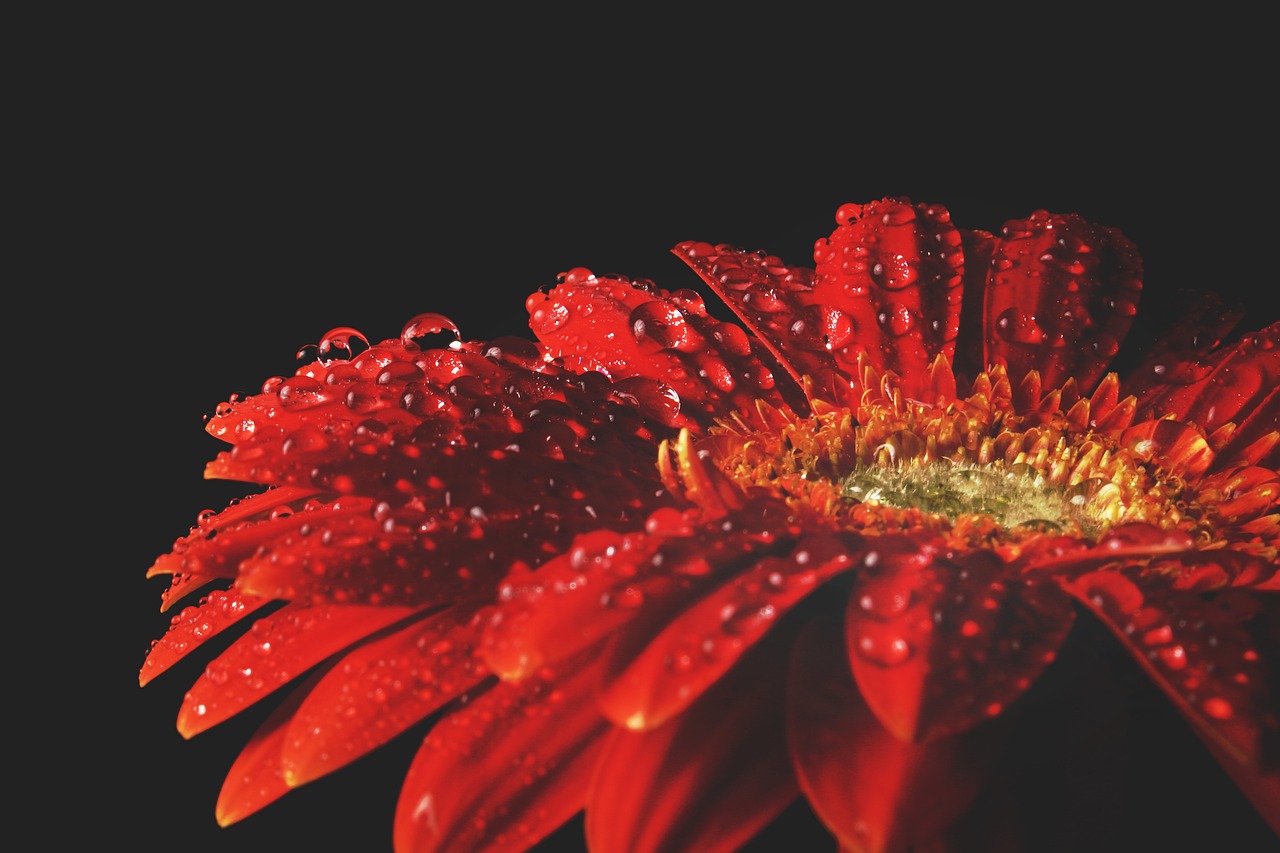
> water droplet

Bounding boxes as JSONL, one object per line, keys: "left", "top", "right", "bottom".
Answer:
{"left": 560, "top": 267, "right": 595, "bottom": 286}
{"left": 710, "top": 322, "right": 751, "bottom": 357}
{"left": 994, "top": 308, "right": 1045, "bottom": 345}
{"left": 835, "top": 202, "right": 864, "bottom": 226}
{"left": 401, "top": 313, "right": 462, "bottom": 350}
{"left": 1157, "top": 644, "right": 1188, "bottom": 670}
{"left": 876, "top": 303, "right": 915, "bottom": 337}
{"left": 669, "top": 288, "right": 707, "bottom": 316}
{"left": 743, "top": 283, "right": 785, "bottom": 312}
{"left": 605, "top": 585, "right": 645, "bottom": 609}
{"left": 645, "top": 507, "right": 692, "bottom": 537}
{"left": 1090, "top": 334, "right": 1120, "bottom": 359}
{"left": 1202, "top": 696, "right": 1234, "bottom": 720}
{"left": 790, "top": 304, "right": 854, "bottom": 351}
{"left": 610, "top": 377, "right": 681, "bottom": 426}
{"left": 317, "top": 326, "right": 370, "bottom": 363}
{"left": 630, "top": 301, "right": 697, "bottom": 351}
{"left": 277, "top": 376, "right": 330, "bottom": 410}
{"left": 855, "top": 627, "right": 913, "bottom": 667}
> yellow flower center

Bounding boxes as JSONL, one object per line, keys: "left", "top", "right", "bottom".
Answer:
{"left": 708, "top": 371, "right": 1197, "bottom": 548}
{"left": 840, "top": 459, "right": 1110, "bottom": 538}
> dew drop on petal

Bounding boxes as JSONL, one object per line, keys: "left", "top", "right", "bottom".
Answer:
{"left": 994, "top": 308, "right": 1045, "bottom": 345}
{"left": 835, "top": 202, "right": 864, "bottom": 226}
{"left": 711, "top": 323, "right": 751, "bottom": 357}
{"left": 317, "top": 326, "right": 370, "bottom": 363}
{"left": 277, "top": 376, "right": 330, "bottom": 410}
{"left": 645, "top": 507, "right": 692, "bottom": 537}
{"left": 876, "top": 303, "right": 915, "bottom": 337}
{"left": 1202, "top": 697, "right": 1234, "bottom": 720}
{"left": 857, "top": 583, "right": 912, "bottom": 619}
{"left": 630, "top": 301, "right": 697, "bottom": 351}
{"left": 560, "top": 267, "right": 596, "bottom": 286}
{"left": 855, "top": 629, "right": 913, "bottom": 667}
{"left": 1090, "top": 334, "right": 1120, "bottom": 359}
{"left": 528, "top": 300, "right": 570, "bottom": 336}
{"left": 401, "top": 313, "right": 462, "bottom": 350}
{"left": 669, "top": 288, "right": 707, "bottom": 316}
{"left": 1157, "top": 644, "right": 1188, "bottom": 670}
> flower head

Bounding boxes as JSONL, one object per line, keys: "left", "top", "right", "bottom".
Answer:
{"left": 142, "top": 198, "right": 1279, "bottom": 851}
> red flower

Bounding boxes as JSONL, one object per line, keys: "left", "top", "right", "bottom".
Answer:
{"left": 142, "top": 198, "right": 1279, "bottom": 851}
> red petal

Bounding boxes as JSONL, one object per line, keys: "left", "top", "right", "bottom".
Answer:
{"left": 1120, "top": 416, "right": 1216, "bottom": 477}
{"left": 596, "top": 531, "right": 860, "bottom": 730}
{"left": 1124, "top": 290, "right": 1246, "bottom": 405}
{"left": 527, "top": 270, "right": 807, "bottom": 429}
{"left": 675, "top": 198, "right": 966, "bottom": 406}
{"left": 281, "top": 605, "right": 490, "bottom": 787}
{"left": 215, "top": 676, "right": 314, "bottom": 826}
{"left": 203, "top": 334, "right": 672, "bottom": 498}
{"left": 673, "top": 239, "right": 850, "bottom": 405}
{"left": 586, "top": 629, "right": 799, "bottom": 853}
{"left": 1133, "top": 316, "right": 1279, "bottom": 433}
{"left": 810, "top": 199, "right": 965, "bottom": 401}
{"left": 177, "top": 603, "right": 418, "bottom": 738}
{"left": 139, "top": 588, "right": 273, "bottom": 686}
{"left": 146, "top": 487, "right": 333, "bottom": 583}
{"left": 788, "top": 613, "right": 1006, "bottom": 851}
{"left": 846, "top": 547, "right": 1075, "bottom": 743}
{"left": 1064, "top": 571, "right": 1278, "bottom": 770}
{"left": 481, "top": 497, "right": 798, "bottom": 681}
{"left": 981, "top": 210, "right": 1143, "bottom": 392}
{"left": 1216, "top": 386, "right": 1279, "bottom": 470}
{"left": 393, "top": 647, "right": 611, "bottom": 853}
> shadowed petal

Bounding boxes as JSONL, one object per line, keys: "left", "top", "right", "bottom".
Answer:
{"left": 1216, "top": 387, "right": 1279, "bottom": 470}
{"left": 586, "top": 627, "right": 800, "bottom": 853}
{"left": 596, "top": 531, "right": 860, "bottom": 730}
{"left": 215, "top": 672, "right": 313, "bottom": 826}
{"left": 1064, "top": 569, "right": 1280, "bottom": 828}
{"left": 1134, "top": 321, "right": 1280, "bottom": 433}
{"left": 846, "top": 547, "right": 1075, "bottom": 743}
{"left": 393, "top": 647, "right": 612, "bottom": 853}
{"left": 788, "top": 613, "right": 1007, "bottom": 852}
{"left": 981, "top": 210, "right": 1142, "bottom": 393}
{"left": 281, "top": 604, "right": 491, "bottom": 786}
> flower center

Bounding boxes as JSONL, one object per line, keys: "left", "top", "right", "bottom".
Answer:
{"left": 841, "top": 459, "right": 1106, "bottom": 537}
{"left": 708, "top": 378, "right": 1194, "bottom": 547}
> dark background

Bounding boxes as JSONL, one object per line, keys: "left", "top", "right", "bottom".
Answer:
{"left": 30, "top": 20, "right": 1278, "bottom": 853}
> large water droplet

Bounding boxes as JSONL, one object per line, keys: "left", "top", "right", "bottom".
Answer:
{"left": 994, "top": 308, "right": 1045, "bottom": 345}
{"left": 610, "top": 377, "right": 682, "bottom": 426}
{"left": 854, "top": 625, "right": 914, "bottom": 667}
{"left": 630, "top": 301, "right": 697, "bottom": 352}
{"left": 402, "top": 313, "right": 462, "bottom": 350}
{"left": 711, "top": 322, "right": 751, "bottom": 357}
{"left": 560, "top": 267, "right": 596, "bottom": 286}
{"left": 876, "top": 303, "right": 915, "bottom": 337}
{"left": 277, "top": 375, "right": 331, "bottom": 410}
{"left": 317, "top": 327, "right": 370, "bottom": 363}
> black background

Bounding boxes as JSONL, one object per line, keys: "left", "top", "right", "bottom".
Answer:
{"left": 30, "top": 17, "right": 1278, "bottom": 853}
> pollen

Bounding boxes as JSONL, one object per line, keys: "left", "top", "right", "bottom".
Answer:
{"left": 708, "top": 362, "right": 1211, "bottom": 547}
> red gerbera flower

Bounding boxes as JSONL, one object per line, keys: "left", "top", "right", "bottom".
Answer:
{"left": 141, "top": 197, "right": 1280, "bottom": 851}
